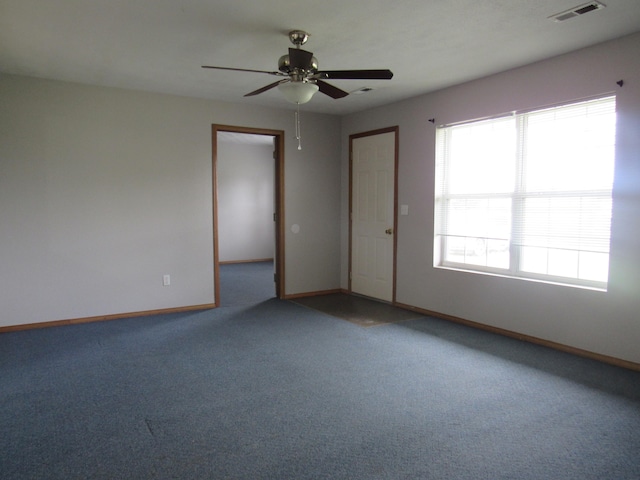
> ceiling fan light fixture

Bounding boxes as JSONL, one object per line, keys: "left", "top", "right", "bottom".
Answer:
{"left": 278, "top": 81, "right": 319, "bottom": 104}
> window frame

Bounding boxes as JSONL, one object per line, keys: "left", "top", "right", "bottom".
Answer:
{"left": 434, "top": 95, "right": 616, "bottom": 291}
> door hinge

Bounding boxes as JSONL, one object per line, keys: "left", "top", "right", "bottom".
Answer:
{"left": 273, "top": 212, "right": 277, "bottom": 222}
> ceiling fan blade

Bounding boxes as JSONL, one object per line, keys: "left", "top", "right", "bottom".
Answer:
{"left": 202, "top": 65, "right": 284, "bottom": 76}
{"left": 244, "top": 79, "right": 289, "bottom": 97}
{"left": 316, "top": 69, "right": 393, "bottom": 80}
{"left": 316, "top": 80, "right": 349, "bottom": 99}
{"left": 288, "top": 48, "right": 314, "bottom": 70}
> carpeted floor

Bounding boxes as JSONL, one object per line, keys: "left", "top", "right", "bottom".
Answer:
{"left": 219, "top": 261, "right": 275, "bottom": 306}
{"left": 220, "top": 263, "right": 421, "bottom": 327}
{"left": 221, "top": 262, "right": 418, "bottom": 327}
{"left": 290, "top": 293, "right": 423, "bottom": 327}
{"left": 2, "top": 263, "right": 640, "bottom": 479}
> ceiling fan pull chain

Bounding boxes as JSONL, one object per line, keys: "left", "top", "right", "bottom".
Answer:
{"left": 295, "top": 104, "right": 302, "bottom": 150}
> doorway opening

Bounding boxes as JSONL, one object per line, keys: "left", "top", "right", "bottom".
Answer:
{"left": 213, "top": 125, "right": 285, "bottom": 306}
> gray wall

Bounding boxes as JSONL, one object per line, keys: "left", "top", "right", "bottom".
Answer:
{"left": 341, "top": 32, "right": 640, "bottom": 364}
{"left": 0, "top": 74, "right": 341, "bottom": 326}
{"left": 217, "top": 140, "right": 274, "bottom": 262}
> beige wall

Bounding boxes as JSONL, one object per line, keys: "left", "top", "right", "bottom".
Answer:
{"left": 0, "top": 74, "right": 341, "bottom": 326}
{"left": 341, "top": 32, "right": 640, "bottom": 364}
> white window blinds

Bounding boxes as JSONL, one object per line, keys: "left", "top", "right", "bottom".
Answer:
{"left": 435, "top": 95, "right": 616, "bottom": 288}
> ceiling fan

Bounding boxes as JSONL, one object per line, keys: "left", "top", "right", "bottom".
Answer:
{"left": 202, "top": 30, "right": 393, "bottom": 104}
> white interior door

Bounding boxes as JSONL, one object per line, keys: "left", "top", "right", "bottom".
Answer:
{"left": 351, "top": 130, "right": 396, "bottom": 302}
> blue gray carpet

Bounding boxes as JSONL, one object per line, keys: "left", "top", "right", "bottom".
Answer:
{"left": 1, "top": 265, "right": 639, "bottom": 478}
{"left": 219, "top": 261, "right": 275, "bottom": 306}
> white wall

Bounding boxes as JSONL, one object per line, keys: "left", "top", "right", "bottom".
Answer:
{"left": 217, "top": 140, "right": 275, "bottom": 262}
{"left": 341, "top": 32, "right": 640, "bottom": 364}
{"left": 0, "top": 74, "right": 341, "bottom": 326}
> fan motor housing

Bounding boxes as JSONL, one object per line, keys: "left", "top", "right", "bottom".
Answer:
{"left": 278, "top": 54, "right": 318, "bottom": 74}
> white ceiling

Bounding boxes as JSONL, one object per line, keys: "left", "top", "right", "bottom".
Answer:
{"left": 1, "top": 0, "right": 639, "bottom": 116}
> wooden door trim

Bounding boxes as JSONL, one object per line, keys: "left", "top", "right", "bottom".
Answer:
{"left": 212, "top": 124, "right": 286, "bottom": 305}
{"left": 348, "top": 126, "right": 399, "bottom": 303}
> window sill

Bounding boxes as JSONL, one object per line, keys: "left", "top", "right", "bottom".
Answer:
{"left": 435, "top": 263, "right": 608, "bottom": 292}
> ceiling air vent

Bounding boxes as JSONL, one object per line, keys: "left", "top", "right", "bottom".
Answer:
{"left": 549, "top": 1, "right": 606, "bottom": 22}
{"left": 351, "top": 87, "right": 374, "bottom": 95}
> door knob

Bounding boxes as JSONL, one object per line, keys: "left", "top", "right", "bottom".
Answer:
{"left": 385, "top": 228, "right": 394, "bottom": 235}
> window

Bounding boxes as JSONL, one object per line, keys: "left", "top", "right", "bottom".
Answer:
{"left": 434, "top": 95, "right": 616, "bottom": 289}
